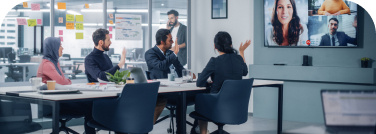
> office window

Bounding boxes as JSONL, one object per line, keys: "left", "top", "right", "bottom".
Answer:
{"left": 1, "top": 0, "right": 51, "bottom": 84}
{"left": 54, "top": 0, "right": 103, "bottom": 58}
{"left": 107, "top": 0, "right": 149, "bottom": 63}
{"left": 152, "top": 0, "right": 189, "bottom": 67}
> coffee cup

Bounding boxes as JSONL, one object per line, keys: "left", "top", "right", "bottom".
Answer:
{"left": 29, "top": 77, "right": 42, "bottom": 91}
{"left": 47, "top": 80, "right": 56, "bottom": 90}
{"left": 168, "top": 73, "right": 175, "bottom": 81}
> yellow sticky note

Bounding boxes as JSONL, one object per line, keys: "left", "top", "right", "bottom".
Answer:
{"left": 66, "top": 14, "right": 74, "bottom": 22}
{"left": 76, "top": 15, "right": 83, "bottom": 22}
{"left": 76, "top": 23, "right": 84, "bottom": 30}
{"left": 76, "top": 33, "right": 83, "bottom": 39}
{"left": 57, "top": 2, "right": 66, "bottom": 10}
{"left": 85, "top": 4, "right": 89, "bottom": 9}
{"left": 23, "top": 2, "right": 28, "bottom": 8}
{"left": 66, "top": 22, "right": 74, "bottom": 29}
{"left": 27, "top": 19, "right": 36, "bottom": 27}
{"left": 109, "top": 20, "right": 113, "bottom": 24}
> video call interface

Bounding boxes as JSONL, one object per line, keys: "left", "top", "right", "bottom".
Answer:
{"left": 264, "top": 0, "right": 358, "bottom": 47}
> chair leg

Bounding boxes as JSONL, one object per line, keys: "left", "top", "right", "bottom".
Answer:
{"left": 210, "top": 124, "right": 229, "bottom": 134}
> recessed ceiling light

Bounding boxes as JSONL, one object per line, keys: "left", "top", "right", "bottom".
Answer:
{"left": 161, "top": 3, "right": 164, "bottom": 6}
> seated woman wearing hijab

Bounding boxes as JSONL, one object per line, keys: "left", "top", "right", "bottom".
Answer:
{"left": 37, "top": 37, "right": 71, "bottom": 85}
{"left": 37, "top": 37, "right": 95, "bottom": 134}
{"left": 195, "top": 31, "right": 250, "bottom": 134}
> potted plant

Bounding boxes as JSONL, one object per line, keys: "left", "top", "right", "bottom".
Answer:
{"left": 106, "top": 70, "right": 131, "bottom": 85}
{"left": 361, "top": 57, "right": 370, "bottom": 68}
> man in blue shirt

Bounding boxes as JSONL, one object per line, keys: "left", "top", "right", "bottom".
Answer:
{"left": 85, "top": 28, "right": 126, "bottom": 82}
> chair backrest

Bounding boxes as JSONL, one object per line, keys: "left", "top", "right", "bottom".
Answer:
{"left": 62, "top": 54, "right": 71, "bottom": 60}
{"left": 99, "top": 82, "right": 160, "bottom": 133}
{"left": 19, "top": 55, "right": 31, "bottom": 63}
{"left": 213, "top": 79, "right": 254, "bottom": 124}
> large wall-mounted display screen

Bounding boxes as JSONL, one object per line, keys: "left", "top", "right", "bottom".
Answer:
{"left": 264, "top": 0, "right": 358, "bottom": 47}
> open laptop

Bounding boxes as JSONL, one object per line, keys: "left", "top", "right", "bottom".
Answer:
{"left": 321, "top": 90, "right": 376, "bottom": 133}
{"left": 129, "top": 67, "right": 148, "bottom": 83}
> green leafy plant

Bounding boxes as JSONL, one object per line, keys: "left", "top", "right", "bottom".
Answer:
{"left": 106, "top": 70, "right": 131, "bottom": 84}
{"left": 361, "top": 57, "right": 370, "bottom": 61}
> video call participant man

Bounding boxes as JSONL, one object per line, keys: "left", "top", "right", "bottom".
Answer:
{"left": 166, "top": 9, "right": 188, "bottom": 66}
{"left": 85, "top": 28, "right": 126, "bottom": 82}
{"left": 318, "top": 0, "right": 350, "bottom": 16}
{"left": 145, "top": 29, "right": 183, "bottom": 124}
{"left": 319, "top": 18, "right": 357, "bottom": 46}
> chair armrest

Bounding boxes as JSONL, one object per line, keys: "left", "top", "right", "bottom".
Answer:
{"left": 92, "top": 98, "right": 118, "bottom": 126}
{"left": 195, "top": 93, "right": 219, "bottom": 119}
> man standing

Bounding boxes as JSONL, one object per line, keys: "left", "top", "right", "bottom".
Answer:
{"left": 167, "top": 9, "right": 187, "bottom": 66}
{"left": 85, "top": 28, "right": 126, "bottom": 82}
{"left": 319, "top": 18, "right": 357, "bottom": 46}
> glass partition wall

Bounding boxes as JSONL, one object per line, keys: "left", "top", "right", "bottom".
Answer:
{"left": 0, "top": 0, "right": 190, "bottom": 83}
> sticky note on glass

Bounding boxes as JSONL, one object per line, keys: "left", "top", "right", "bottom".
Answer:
{"left": 109, "top": 20, "right": 113, "bottom": 24}
{"left": 57, "top": 2, "right": 66, "bottom": 10}
{"left": 27, "top": 19, "right": 37, "bottom": 27}
{"left": 66, "top": 14, "right": 74, "bottom": 22}
{"left": 59, "top": 30, "right": 63, "bottom": 35}
{"left": 76, "top": 15, "right": 83, "bottom": 22}
{"left": 109, "top": 34, "right": 112, "bottom": 39}
{"left": 17, "top": 18, "right": 27, "bottom": 25}
{"left": 31, "top": 3, "right": 40, "bottom": 11}
{"left": 109, "top": 26, "right": 113, "bottom": 31}
{"left": 66, "top": 22, "right": 74, "bottom": 29}
{"left": 76, "top": 33, "right": 83, "bottom": 39}
{"left": 37, "top": 19, "right": 42, "bottom": 25}
{"left": 60, "top": 37, "right": 63, "bottom": 42}
{"left": 85, "top": 4, "right": 89, "bottom": 9}
{"left": 59, "top": 17, "right": 63, "bottom": 23}
{"left": 109, "top": 14, "right": 113, "bottom": 19}
{"left": 76, "top": 23, "right": 84, "bottom": 30}
{"left": 23, "top": 2, "right": 28, "bottom": 8}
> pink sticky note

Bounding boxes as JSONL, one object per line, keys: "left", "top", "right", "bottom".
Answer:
{"left": 31, "top": 3, "right": 40, "bottom": 11}
{"left": 109, "top": 26, "right": 113, "bottom": 31}
{"left": 17, "top": 18, "right": 27, "bottom": 25}
{"left": 60, "top": 37, "right": 63, "bottom": 42}
{"left": 37, "top": 19, "right": 42, "bottom": 25}
{"left": 109, "top": 34, "right": 112, "bottom": 39}
{"left": 59, "top": 30, "right": 63, "bottom": 35}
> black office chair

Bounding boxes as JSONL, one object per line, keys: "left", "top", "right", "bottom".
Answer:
{"left": 88, "top": 82, "right": 160, "bottom": 134}
{"left": 189, "top": 79, "right": 254, "bottom": 134}
{"left": 0, "top": 101, "right": 42, "bottom": 133}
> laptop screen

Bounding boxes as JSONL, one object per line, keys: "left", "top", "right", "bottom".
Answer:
{"left": 321, "top": 90, "right": 376, "bottom": 126}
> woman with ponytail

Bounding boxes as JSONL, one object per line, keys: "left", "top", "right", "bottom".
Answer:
{"left": 194, "top": 31, "right": 251, "bottom": 134}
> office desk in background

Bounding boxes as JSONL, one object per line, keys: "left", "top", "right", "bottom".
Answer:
{"left": 0, "top": 62, "right": 39, "bottom": 82}
{"left": 0, "top": 81, "right": 205, "bottom": 134}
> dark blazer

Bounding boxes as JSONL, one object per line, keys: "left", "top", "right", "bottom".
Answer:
{"left": 145, "top": 45, "right": 183, "bottom": 79}
{"left": 319, "top": 32, "right": 357, "bottom": 46}
{"left": 196, "top": 53, "right": 248, "bottom": 93}
{"left": 170, "top": 24, "right": 187, "bottom": 66}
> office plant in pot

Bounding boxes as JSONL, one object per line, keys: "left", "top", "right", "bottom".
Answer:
{"left": 106, "top": 70, "right": 131, "bottom": 87}
{"left": 361, "top": 57, "right": 370, "bottom": 68}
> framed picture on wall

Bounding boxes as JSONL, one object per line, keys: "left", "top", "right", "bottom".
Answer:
{"left": 212, "top": 0, "right": 228, "bottom": 19}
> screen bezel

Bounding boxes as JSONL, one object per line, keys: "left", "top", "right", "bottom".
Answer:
{"left": 263, "top": 0, "right": 361, "bottom": 48}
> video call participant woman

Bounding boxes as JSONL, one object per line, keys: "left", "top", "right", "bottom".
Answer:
{"left": 37, "top": 37, "right": 95, "bottom": 134}
{"left": 195, "top": 32, "right": 250, "bottom": 134}
{"left": 266, "top": 0, "right": 308, "bottom": 46}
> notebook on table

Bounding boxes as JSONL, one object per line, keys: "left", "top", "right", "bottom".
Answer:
{"left": 321, "top": 90, "right": 376, "bottom": 133}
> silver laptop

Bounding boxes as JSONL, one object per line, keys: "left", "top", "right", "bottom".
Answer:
{"left": 129, "top": 67, "right": 148, "bottom": 83}
{"left": 321, "top": 90, "right": 376, "bottom": 133}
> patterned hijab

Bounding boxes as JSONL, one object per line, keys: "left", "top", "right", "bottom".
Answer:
{"left": 43, "top": 37, "right": 62, "bottom": 75}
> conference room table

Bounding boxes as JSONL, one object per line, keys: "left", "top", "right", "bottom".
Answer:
{"left": 0, "top": 79, "right": 284, "bottom": 134}
{"left": 0, "top": 79, "right": 205, "bottom": 134}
